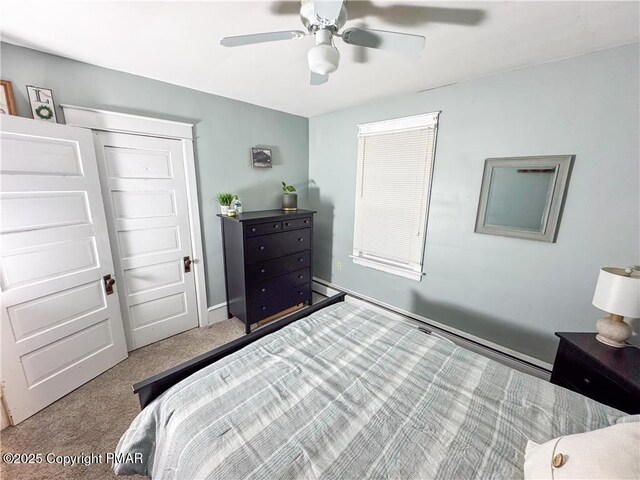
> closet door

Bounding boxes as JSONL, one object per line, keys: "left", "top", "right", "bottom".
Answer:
{"left": 0, "top": 116, "right": 128, "bottom": 425}
{"left": 93, "top": 131, "right": 199, "bottom": 350}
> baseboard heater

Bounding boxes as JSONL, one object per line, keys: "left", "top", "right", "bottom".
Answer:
{"left": 312, "top": 278, "right": 552, "bottom": 381}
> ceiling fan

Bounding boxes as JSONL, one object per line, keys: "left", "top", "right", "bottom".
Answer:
{"left": 220, "top": 0, "right": 426, "bottom": 85}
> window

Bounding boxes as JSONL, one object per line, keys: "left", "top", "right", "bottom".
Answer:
{"left": 351, "top": 112, "right": 440, "bottom": 281}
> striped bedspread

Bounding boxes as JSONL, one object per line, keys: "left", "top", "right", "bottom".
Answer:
{"left": 115, "top": 302, "right": 625, "bottom": 479}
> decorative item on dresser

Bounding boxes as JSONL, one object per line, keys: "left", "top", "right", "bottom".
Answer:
{"left": 592, "top": 266, "right": 640, "bottom": 348}
{"left": 281, "top": 181, "right": 298, "bottom": 211}
{"left": 215, "top": 192, "right": 236, "bottom": 215}
{"left": 219, "top": 209, "right": 315, "bottom": 334}
{"left": 550, "top": 333, "right": 640, "bottom": 414}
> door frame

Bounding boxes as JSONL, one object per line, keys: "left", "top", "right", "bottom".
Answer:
{"left": 61, "top": 104, "right": 208, "bottom": 330}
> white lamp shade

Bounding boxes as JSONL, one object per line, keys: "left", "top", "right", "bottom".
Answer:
{"left": 592, "top": 267, "right": 640, "bottom": 318}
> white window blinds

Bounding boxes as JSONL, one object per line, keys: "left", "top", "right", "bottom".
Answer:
{"left": 352, "top": 112, "right": 440, "bottom": 281}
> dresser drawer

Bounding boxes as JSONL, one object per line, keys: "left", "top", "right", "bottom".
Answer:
{"left": 245, "top": 228, "right": 311, "bottom": 263}
{"left": 247, "top": 268, "right": 310, "bottom": 304}
{"left": 245, "top": 221, "right": 282, "bottom": 237}
{"left": 248, "top": 283, "right": 311, "bottom": 323}
{"left": 282, "top": 217, "right": 312, "bottom": 230}
{"left": 246, "top": 250, "right": 311, "bottom": 282}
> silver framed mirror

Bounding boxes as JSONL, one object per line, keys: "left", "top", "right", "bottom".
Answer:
{"left": 475, "top": 155, "right": 574, "bottom": 242}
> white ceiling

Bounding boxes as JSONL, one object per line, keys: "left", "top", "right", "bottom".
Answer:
{"left": 1, "top": 1, "right": 638, "bottom": 117}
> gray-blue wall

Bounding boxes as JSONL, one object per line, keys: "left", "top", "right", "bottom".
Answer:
{"left": 3, "top": 41, "right": 638, "bottom": 364}
{"left": 309, "top": 44, "right": 640, "bottom": 363}
{"left": 0, "top": 42, "right": 309, "bottom": 306}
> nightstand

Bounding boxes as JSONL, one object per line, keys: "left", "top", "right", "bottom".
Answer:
{"left": 550, "top": 332, "right": 640, "bottom": 414}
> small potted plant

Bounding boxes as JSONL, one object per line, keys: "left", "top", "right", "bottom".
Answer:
{"left": 216, "top": 193, "right": 236, "bottom": 215}
{"left": 281, "top": 181, "right": 297, "bottom": 211}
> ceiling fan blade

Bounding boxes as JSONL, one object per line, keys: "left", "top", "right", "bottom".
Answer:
{"left": 310, "top": 71, "right": 329, "bottom": 86}
{"left": 341, "top": 27, "right": 425, "bottom": 53}
{"left": 314, "top": 0, "right": 344, "bottom": 22}
{"left": 220, "top": 30, "right": 306, "bottom": 47}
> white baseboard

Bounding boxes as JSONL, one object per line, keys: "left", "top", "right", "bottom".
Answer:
{"left": 313, "top": 277, "right": 552, "bottom": 379}
{"left": 207, "top": 302, "right": 229, "bottom": 325}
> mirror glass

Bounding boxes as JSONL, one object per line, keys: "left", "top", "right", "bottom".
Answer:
{"left": 484, "top": 166, "right": 556, "bottom": 233}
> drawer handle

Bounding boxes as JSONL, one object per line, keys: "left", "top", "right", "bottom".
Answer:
{"left": 304, "top": 220, "right": 309, "bottom": 224}
{"left": 298, "top": 274, "right": 303, "bottom": 279}
{"left": 259, "top": 246, "right": 265, "bottom": 251}
{"left": 274, "top": 224, "right": 280, "bottom": 229}
{"left": 298, "top": 291, "right": 304, "bottom": 295}
{"left": 251, "top": 227, "right": 257, "bottom": 232}
{"left": 583, "top": 378, "right": 591, "bottom": 384}
{"left": 261, "top": 288, "right": 266, "bottom": 293}
{"left": 298, "top": 238, "right": 303, "bottom": 242}
{"left": 261, "top": 268, "right": 266, "bottom": 273}
{"left": 261, "top": 306, "right": 267, "bottom": 311}
{"left": 298, "top": 258, "right": 304, "bottom": 262}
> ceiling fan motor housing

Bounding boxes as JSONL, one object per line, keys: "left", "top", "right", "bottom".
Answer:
{"left": 300, "top": 0, "right": 348, "bottom": 33}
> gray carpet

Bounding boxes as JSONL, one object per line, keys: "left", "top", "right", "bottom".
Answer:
{"left": 0, "top": 317, "right": 246, "bottom": 480}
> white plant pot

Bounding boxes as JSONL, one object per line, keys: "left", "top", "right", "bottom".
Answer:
{"left": 220, "top": 205, "right": 229, "bottom": 215}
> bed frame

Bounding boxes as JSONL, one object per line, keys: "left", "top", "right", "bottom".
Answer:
{"left": 132, "top": 291, "right": 347, "bottom": 409}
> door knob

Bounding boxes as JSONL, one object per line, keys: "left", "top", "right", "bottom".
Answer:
{"left": 184, "top": 256, "right": 193, "bottom": 273}
{"left": 103, "top": 274, "right": 116, "bottom": 295}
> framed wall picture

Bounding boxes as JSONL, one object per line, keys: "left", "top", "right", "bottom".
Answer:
{"left": 26, "top": 85, "right": 58, "bottom": 123}
{"left": 0, "top": 80, "right": 17, "bottom": 115}
{"left": 251, "top": 147, "right": 272, "bottom": 168}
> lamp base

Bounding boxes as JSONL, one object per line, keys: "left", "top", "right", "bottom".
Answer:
{"left": 595, "top": 316, "right": 631, "bottom": 348}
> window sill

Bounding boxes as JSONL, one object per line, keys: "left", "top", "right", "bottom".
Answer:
{"left": 350, "top": 256, "right": 423, "bottom": 281}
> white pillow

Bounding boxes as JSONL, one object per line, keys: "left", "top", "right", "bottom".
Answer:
{"left": 524, "top": 422, "right": 640, "bottom": 479}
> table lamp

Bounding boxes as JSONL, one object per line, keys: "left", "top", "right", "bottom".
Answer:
{"left": 592, "top": 267, "right": 640, "bottom": 348}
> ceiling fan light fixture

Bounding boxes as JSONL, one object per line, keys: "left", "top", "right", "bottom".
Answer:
{"left": 308, "top": 43, "right": 340, "bottom": 75}
{"left": 308, "top": 28, "right": 340, "bottom": 75}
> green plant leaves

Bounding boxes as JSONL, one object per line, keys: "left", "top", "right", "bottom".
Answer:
{"left": 216, "top": 193, "right": 235, "bottom": 206}
{"left": 281, "top": 181, "right": 296, "bottom": 193}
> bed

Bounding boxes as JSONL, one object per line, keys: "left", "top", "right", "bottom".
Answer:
{"left": 115, "top": 297, "right": 627, "bottom": 479}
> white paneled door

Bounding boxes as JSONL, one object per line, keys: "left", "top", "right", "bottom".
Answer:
{"left": 93, "top": 132, "right": 198, "bottom": 350}
{"left": 0, "top": 116, "right": 128, "bottom": 424}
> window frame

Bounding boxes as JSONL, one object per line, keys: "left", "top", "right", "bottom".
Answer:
{"left": 351, "top": 111, "right": 440, "bottom": 281}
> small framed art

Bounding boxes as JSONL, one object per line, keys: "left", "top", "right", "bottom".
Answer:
{"left": 251, "top": 147, "right": 272, "bottom": 168}
{"left": 0, "top": 80, "right": 17, "bottom": 115}
{"left": 26, "top": 85, "right": 58, "bottom": 123}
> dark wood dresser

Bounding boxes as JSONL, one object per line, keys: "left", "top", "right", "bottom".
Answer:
{"left": 219, "top": 209, "right": 315, "bottom": 334}
{"left": 550, "top": 332, "right": 640, "bottom": 414}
